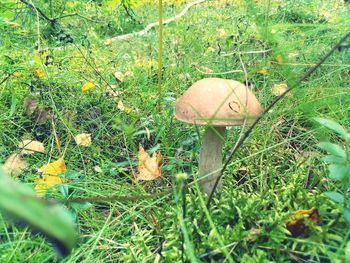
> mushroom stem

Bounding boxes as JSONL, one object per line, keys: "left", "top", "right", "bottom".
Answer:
{"left": 198, "top": 126, "right": 226, "bottom": 196}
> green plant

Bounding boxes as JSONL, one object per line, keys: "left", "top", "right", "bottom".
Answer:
{"left": 315, "top": 117, "right": 350, "bottom": 223}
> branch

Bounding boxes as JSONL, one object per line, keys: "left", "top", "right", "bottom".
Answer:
{"left": 205, "top": 32, "right": 350, "bottom": 210}
{"left": 19, "top": 0, "right": 53, "bottom": 23}
{"left": 107, "top": 0, "right": 206, "bottom": 42}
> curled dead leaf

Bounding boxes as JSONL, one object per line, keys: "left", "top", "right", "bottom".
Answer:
{"left": 136, "top": 144, "right": 162, "bottom": 181}
{"left": 272, "top": 83, "right": 288, "bottom": 96}
{"left": 23, "top": 97, "right": 39, "bottom": 116}
{"left": 286, "top": 208, "right": 320, "bottom": 237}
{"left": 114, "top": 72, "right": 124, "bottom": 82}
{"left": 36, "top": 107, "right": 51, "bottom": 124}
{"left": 19, "top": 140, "right": 45, "bottom": 154}
{"left": 74, "top": 133, "right": 92, "bottom": 147}
{"left": 3, "top": 154, "right": 28, "bottom": 176}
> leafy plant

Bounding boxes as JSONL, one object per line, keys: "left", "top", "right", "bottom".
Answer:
{"left": 314, "top": 117, "right": 350, "bottom": 223}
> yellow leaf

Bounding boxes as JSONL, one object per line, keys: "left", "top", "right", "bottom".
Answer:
{"left": 33, "top": 68, "right": 45, "bottom": 78}
{"left": 117, "top": 100, "right": 133, "bottom": 113}
{"left": 35, "top": 158, "right": 67, "bottom": 197}
{"left": 3, "top": 154, "right": 28, "bottom": 176}
{"left": 19, "top": 140, "right": 45, "bottom": 154}
{"left": 276, "top": 54, "right": 283, "bottom": 64}
{"left": 74, "top": 133, "right": 92, "bottom": 147}
{"left": 104, "top": 38, "right": 113, "bottom": 45}
{"left": 82, "top": 82, "right": 94, "bottom": 92}
{"left": 35, "top": 175, "right": 65, "bottom": 197}
{"left": 114, "top": 71, "right": 124, "bottom": 82}
{"left": 272, "top": 83, "right": 288, "bottom": 96}
{"left": 136, "top": 144, "right": 162, "bottom": 181}
{"left": 256, "top": 68, "right": 268, "bottom": 75}
{"left": 4, "top": 20, "right": 20, "bottom": 27}
{"left": 38, "top": 158, "right": 67, "bottom": 176}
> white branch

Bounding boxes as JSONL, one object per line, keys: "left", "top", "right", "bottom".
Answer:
{"left": 107, "top": 0, "right": 206, "bottom": 42}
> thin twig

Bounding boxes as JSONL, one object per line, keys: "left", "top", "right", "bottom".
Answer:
{"left": 205, "top": 32, "right": 350, "bottom": 210}
{"left": 107, "top": 0, "right": 206, "bottom": 42}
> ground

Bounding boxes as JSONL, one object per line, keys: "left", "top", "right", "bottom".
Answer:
{"left": 0, "top": 0, "right": 350, "bottom": 262}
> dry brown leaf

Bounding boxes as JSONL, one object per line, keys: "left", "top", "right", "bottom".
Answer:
{"left": 74, "top": 133, "right": 92, "bottom": 147}
{"left": 19, "top": 140, "right": 45, "bottom": 154}
{"left": 36, "top": 107, "right": 51, "bottom": 124}
{"left": 3, "top": 154, "right": 28, "bottom": 176}
{"left": 114, "top": 71, "right": 124, "bottom": 82}
{"left": 286, "top": 208, "right": 320, "bottom": 237}
{"left": 136, "top": 144, "right": 162, "bottom": 181}
{"left": 272, "top": 83, "right": 288, "bottom": 96}
{"left": 23, "top": 97, "right": 39, "bottom": 116}
{"left": 105, "top": 85, "right": 119, "bottom": 98}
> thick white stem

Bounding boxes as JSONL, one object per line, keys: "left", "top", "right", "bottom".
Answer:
{"left": 198, "top": 127, "right": 226, "bottom": 196}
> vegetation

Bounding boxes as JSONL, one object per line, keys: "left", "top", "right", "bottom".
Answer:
{"left": 0, "top": 0, "right": 350, "bottom": 261}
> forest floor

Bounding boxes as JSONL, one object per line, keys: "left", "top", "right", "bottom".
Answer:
{"left": 1, "top": 0, "right": 350, "bottom": 262}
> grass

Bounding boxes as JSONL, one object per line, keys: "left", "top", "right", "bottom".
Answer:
{"left": 1, "top": 0, "right": 350, "bottom": 261}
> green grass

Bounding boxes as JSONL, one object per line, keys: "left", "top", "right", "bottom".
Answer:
{"left": 1, "top": 0, "right": 350, "bottom": 261}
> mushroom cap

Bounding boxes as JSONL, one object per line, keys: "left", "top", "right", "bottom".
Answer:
{"left": 174, "top": 78, "right": 262, "bottom": 126}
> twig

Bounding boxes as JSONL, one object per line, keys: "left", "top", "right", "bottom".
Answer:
{"left": 205, "top": 32, "right": 350, "bottom": 210}
{"left": 19, "top": 0, "right": 53, "bottom": 23}
{"left": 107, "top": 0, "right": 206, "bottom": 42}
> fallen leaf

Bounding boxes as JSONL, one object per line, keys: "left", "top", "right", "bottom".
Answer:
{"left": 105, "top": 85, "right": 119, "bottom": 98}
{"left": 4, "top": 20, "right": 20, "bottom": 27}
{"left": 272, "top": 83, "right": 288, "bottom": 96}
{"left": 35, "top": 175, "right": 66, "bottom": 197}
{"left": 104, "top": 38, "right": 113, "bottom": 45}
{"left": 136, "top": 144, "right": 162, "bottom": 181}
{"left": 117, "top": 100, "right": 132, "bottom": 113}
{"left": 33, "top": 68, "right": 45, "bottom": 78}
{"left": 74, "top": 133, "right": 92, "bottom": 147}
{"left": 19, "top": 140, "right": 45, "bottom": 154}
{"left": 3, "top": 154, "right": 28, "bottom": 176}
{"left": 114, "top": 71, "right": 124, "bottom": 82}
{"left": 38, "top": 158, "right": 67, "bottom": 176}
{"left": 35, "top": 158, "right": 67, "bottom": 197}
{"left": 276, "top": 54, "right": 283, "bottom": 64}
{"left": 23, "top": 97, "right": 39, "bottom": 116}
{"left": 256, "top": 68, "right": 268, "bottom": 75}
{"left": 82, "top": 82, "right": 94, "bottom": 92}
{"left": 286, "top": 208, "right": 320, "bottom": 237}
{"left": 36, "top": 107, "right": 51, "bottom": 124}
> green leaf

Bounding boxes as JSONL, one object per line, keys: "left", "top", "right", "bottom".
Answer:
{"left": 324, "top": 191, "right": 344, "bottom": 203}
{"left": 322, "top": 155, "right": 346, "bottom": 164}
{"left": 328, "top": 164, "right": 350, "bottom": 180}
{"left": 314, "top": 117, "right": 349, "bottom": 138}
{"left": 58, "top": 184, "right": 69, "bottom": 197}
{"left": 317, "top": 142, "right": 346, "bottom": 158}
{"left": 343, "top": 208, "right": 350, "bottom": 224}
{"left": 0, "top": 169, "right": 76, "bottom": 256}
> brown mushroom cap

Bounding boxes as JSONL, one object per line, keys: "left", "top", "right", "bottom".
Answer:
{"left": 174, "top": 78, "right": 262, "bottom": 126}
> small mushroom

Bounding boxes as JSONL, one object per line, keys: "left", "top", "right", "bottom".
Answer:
{"left": 174, "top": 78, "right": 262, "bottom": 196}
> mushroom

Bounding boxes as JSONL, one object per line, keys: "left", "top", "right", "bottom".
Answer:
{"left": 174, "top": 78, "right": 262, "bottom": 196}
